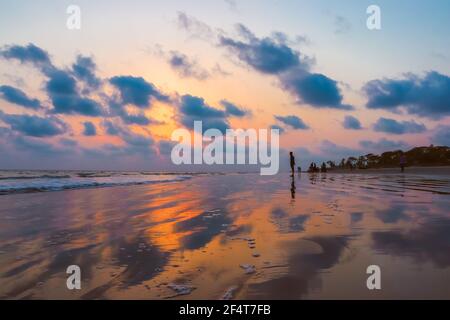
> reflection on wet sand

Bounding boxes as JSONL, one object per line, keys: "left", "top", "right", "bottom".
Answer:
{"left": 0, "top": 173, "right": 449, "bottom": 299}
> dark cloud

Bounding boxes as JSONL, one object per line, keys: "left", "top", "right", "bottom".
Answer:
{"left": 342, "top": 115, "right": 362, "bottom": 130}
{"left": 220, "top": 24, "right": 350, "bottom": 109}
{"left": 373, "top": 117, "right": 426, "bottom": 134}
{"left": 280, "top": 71, "right": 353, "bottom": 109}
{"left": 110, "top": 76, "right": 169, "bottom": 108}
{"left": 120, "top": 111, "right": 151, "bottom": 125}
{"left": 432, "top": 125, "right": 450, "bottom": 146}
{"left": 46, "top": 69, "right": 103, "bottom": 116}
{"left": 275, "top": 115, "right": 309, "bottom": 129}
{"left": 107, "top": 98, "right": 152, "bottom": 125}
{"left": 179, "top": 94, "right": 229, "bottom": 132}
{"left": 270, "top": 124, "right": 285, "bottom": 134}
{"left": 0, "top": 43, "right": 52, "bottom": 69}
{"left": 1, "top": 44, "right": 103, "bottom": 116}
{"left": 72, "top": 55, "right": 101, "bottom": 89}
{"left": 180, "top": 94, "right": 225, "bottom": 118}
{"left": 120, "top": 131, "right": 155, "bottom": 156}
{"left": 168, "top": 51, "right": 209, "bottom": 80}
{"left": 359, "top": 138, "right": 409, "bottom": 152}
{"left": 82, "top": 121, "right": 97, "bottom": 136}
{"left": 220, "top": 99, "right": 248, "bottom": 117}
{"left": 102, "top": 120, "right": 124, "bottom": 136}
{"left": 0, "top": 111, "right": 67, "bottom": 137}
{"left": 158, "top": 140, "right": 176, "bottom": 156}
{"left": 220, "top": 24, "right": 301, "bottom": 74}
{"left": 0, "top": 85, "right": 41, "bottom": 109}
{"left": 364, "top": 71, "right": 450, "bottom": 119}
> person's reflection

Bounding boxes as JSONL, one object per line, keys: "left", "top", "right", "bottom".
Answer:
{"left": 290, "top": 174, "right": 296, "bottom": 200}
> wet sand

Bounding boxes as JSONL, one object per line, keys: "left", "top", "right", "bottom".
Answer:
{"left": 0, "top": 172, "right": 449, "bottom": 299}
{"left": 326, "top": 166, "right": 450, "bottom": 175}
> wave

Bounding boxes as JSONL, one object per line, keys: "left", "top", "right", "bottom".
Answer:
{"left": 0, "top": 174, "right": 72, "bottom": 180}
{"left": 0, "top": 173, "right": 192, "bottom": 195}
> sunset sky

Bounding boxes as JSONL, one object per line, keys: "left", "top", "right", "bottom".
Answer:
{"left": 0, "top": 0, "right": 449, "bottom": 170}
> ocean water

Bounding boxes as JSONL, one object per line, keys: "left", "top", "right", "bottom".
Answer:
{"left": 0, "top": 170, "right": 193, "bottom": 194}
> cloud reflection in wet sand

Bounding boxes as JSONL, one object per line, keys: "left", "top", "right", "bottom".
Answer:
{"left": 0, "top": 173, "right": 449, "bottom": 299}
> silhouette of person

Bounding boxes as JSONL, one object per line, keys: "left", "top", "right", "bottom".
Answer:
{"left": 289, "top": 151, "right": 295, "bottom": 176}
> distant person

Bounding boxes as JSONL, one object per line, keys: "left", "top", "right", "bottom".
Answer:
{"left": 400, "top": 153, "right": 407, "bottom": 172}
{"left": 289, "top": 152, "right": 295, "bottom": 176}
{"left": 321, "top": 162, "right": 327, "bottom": 173}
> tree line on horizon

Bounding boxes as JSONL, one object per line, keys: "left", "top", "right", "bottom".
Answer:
{"left": 308, "top": 145, "right": 450, "bottom": 172}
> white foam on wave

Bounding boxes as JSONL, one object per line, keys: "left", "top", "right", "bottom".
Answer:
{"left": 0, "top": 172, "right": 192, "bottom": 194}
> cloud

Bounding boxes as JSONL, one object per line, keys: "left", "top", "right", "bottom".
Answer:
{"left": 220, "top": 24, "right": 301, "bottom": 74}
{"left": 72, "top": 55, "right": 101, "bottom": 89}
{"left": 12, "top": 135, "right": 67, "bottom": 154}
{"left": 180, "top": 94, "right": 225, "bottom": 118}
{"left": 0, "top": 43, "right": 52, "bottom": 69}
{"left": 121, "top": 131, "right": 155, "bottom": 156}
{"left": 179, "top": 94, "right": 229, "bottom": 132}
{"left": 270, "top": 124, "right": 285, "bottom": 134}
{"left": 342, "top": 115, "right": 362, "bottom": 130}
{"left": 373, "top": 117, "right": 426, "bottom": 134}
{"left": 82, "top": 121, "right": 97, "bottom": 136}
{"left": 176, "top": 11, "right": 215, "bottom": 40}
{"left": 102, "top": 120, "right": 124, "bottom": 136}
{"left": 364, "top": 71, "right": 450, "bottom": 119}
{"left": 359, "top": 138, "right": 409, "bottom": 152}
{"left": 110, "top": 76, "right": 169, "bottom": 108}
{"left": 168, "top": 51, "right": 209, "bottom": 80}
{"left": 280, "top": 71, "right": 353, "bottom": 109}
{"left": 107, "top": 98, "right": 152, "bottom": 125}
{"left": 334, "top": 16, "right": 352, "bottom": 34}
{"left": 158, "top": 140, "right": 176, "bottom": 156}
{"left": 59, "top": 137, "right": 78, "bottom": 147}
{"left": 120, "top": 111, "right": 151, "bottom": 125}
{"left": 1, "top": 44, "right": 103, "bottom": 116}
{"left": 275, "top": 115, "right": 309, "bottom": 129}
{"left": 432, "top": 125, "right": 450, "bottom": 146}
{"left": 220, "top": 99, "right": 249, "bottom": 117}
{"left": 0, "top": 111, "right": 67, "bottom": 137}
{"left": 46, "top": 69, "right": 103, "bottom": 116}
{"left": 0, "top": 85, "right": 41, "bottom": 109}
{"left": 220, "top": 24, "right": 351, "bottom": 109}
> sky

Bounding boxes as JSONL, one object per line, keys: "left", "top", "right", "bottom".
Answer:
{"left": 0, "top": 0, "right": 449, "bottom": 170}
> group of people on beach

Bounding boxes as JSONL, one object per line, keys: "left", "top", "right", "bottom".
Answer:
{"left": 289, "top": 151, "right": 408, "bottom": 175}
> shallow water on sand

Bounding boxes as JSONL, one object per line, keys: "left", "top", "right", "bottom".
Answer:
{"left": 0, "top": 173, "right": 449, "bottom": 299}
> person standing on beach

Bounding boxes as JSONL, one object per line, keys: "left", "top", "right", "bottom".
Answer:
{"left": 289, "top": 152, "right": 295, "bottom": 176}
{"left": 400, "top": 152, "right": 407, "bottom": 172}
